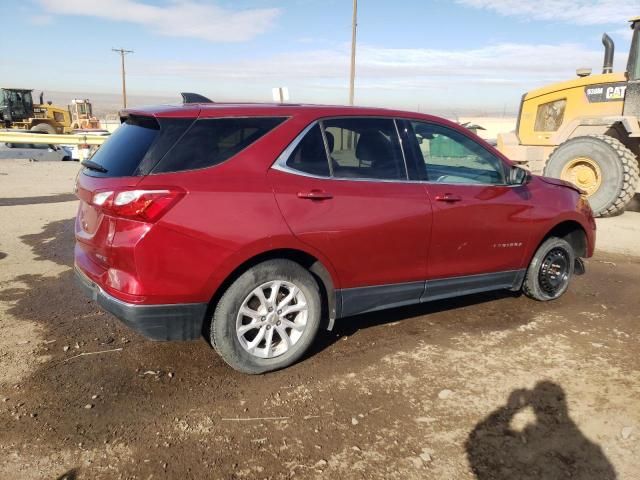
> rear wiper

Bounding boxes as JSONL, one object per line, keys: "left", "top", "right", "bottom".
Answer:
{"left": 81, "top": 160, "right": 108, "bottom": 173}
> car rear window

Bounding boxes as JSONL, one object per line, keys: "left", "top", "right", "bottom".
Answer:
{"left": 84, "top": 115, "right": 160, "bottom": 177}
{"left": 151, "top": 117, "right": 287, "bottom": 174}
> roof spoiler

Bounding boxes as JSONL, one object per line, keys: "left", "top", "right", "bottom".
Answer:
{"left": 180, "top": 92, "right": 214, "bottom": 104}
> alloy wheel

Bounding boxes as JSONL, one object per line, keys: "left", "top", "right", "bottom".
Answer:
{"left": 235, "top": 280, "right": 308, "bottom": 359}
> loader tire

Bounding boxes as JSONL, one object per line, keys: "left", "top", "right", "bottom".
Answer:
{"left": 544, "top": 135, "right": 639, "bottom": 217}
{"left": 30, "top": 123, "right": 57, "bottom": 134}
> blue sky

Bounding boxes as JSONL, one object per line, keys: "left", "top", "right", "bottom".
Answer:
{"left": 2, "top": 0, "right": 637, "bottom": 114}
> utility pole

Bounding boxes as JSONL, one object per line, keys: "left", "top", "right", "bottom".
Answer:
{"left": 112, "top": 48, "right": 134, "bottom": 108}
{"left": 348, "top": 0, "right": 357, "bottom": 106}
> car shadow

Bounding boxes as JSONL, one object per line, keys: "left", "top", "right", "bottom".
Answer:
{"left": 466, "top": 381, "right": 617, "bottom": 479}
{"left": 0, "top": 193, "right": 77, "bottom": 207}
{"left": 309, "top": 288, "right": 522, "bottom": 356}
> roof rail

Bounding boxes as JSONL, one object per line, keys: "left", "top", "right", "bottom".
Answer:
{"left": 180, "top": 92, "right": 214, "bottom": 104}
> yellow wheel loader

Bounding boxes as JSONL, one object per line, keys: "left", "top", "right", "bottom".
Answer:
{"left": 498, "top": 16, "right": 640, "bottom": 217}
{"left": 0, "top": 89, "right": 99, "bottom": 135}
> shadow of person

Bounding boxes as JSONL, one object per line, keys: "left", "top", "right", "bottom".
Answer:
{"left": 466, "top": 381, "right": 616, "bottom": 479}
{"left": 55, "top": 469, "right": 78, "bottom": 480}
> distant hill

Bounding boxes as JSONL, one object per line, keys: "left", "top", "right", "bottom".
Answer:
{"left": 37, "top": 91, "right": 178, "bottom": 117}
{"left": 31, "top": 90, "right": 517, "bottom": 120}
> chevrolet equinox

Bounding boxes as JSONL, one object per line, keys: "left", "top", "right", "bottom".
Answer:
{"left": 74, "top": 99, "right": 596, "bottom": 373}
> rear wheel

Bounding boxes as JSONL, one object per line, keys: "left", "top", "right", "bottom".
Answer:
{"left": 210, "top": 259, "right": 322, "bottom": 374}
{"left": 544, "top": 135, "right": 639, "bottom": 217}
{"left": 523, "top": 237, "right": 575, "bottom": 301}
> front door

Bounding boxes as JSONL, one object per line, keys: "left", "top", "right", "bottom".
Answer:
{"left": 401, "top": 119, "right": 533, "bottom": 281}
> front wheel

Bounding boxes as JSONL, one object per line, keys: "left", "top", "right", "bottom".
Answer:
{"left": 544, "top": 135, "right": 639, "bottom": 217}
{"left": 523, "top": 237, "right": 575, "bottom": 301}
{"left": 210, "top": 259, "right": 322, "bottom": 374}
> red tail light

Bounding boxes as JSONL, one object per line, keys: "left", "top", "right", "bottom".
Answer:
{"left": 91, "top": 188, "right": 185, "bottom": 222}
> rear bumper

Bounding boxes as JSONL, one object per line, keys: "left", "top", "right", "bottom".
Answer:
{"left": 74, "top": 266, "right": 207, "bottom": 341}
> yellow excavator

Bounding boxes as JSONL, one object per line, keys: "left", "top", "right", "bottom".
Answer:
{"left": 498, "top": 16, "right": 640, "bottom": 216}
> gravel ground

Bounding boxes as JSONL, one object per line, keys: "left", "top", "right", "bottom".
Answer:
{"left": 0, "top": 158, "right": 639, "bottom": 479}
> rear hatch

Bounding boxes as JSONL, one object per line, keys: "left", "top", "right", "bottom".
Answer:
{"left": 75, "top": 108, "right": 288, "bottom": 289}
{"left": 75, "top": 112, "right": 196, "bottom": 277}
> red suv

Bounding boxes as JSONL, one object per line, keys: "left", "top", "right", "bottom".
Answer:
{"left": 74, "top": 99, "right": 595, "bottom": 373}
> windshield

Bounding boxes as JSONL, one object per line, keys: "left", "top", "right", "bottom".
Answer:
{"left": 12, "top": 90, "right": 33, "bottom": 109}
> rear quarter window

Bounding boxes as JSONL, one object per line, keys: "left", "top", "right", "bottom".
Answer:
{"left": 151, "top": 117, "right": 287, "bottom": 174}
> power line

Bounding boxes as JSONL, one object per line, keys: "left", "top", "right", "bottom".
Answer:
{"left": 112, "top": 48, "right": 134, "bottom": 109}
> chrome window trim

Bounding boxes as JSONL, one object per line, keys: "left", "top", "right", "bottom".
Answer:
{"left": 272, "top": 116, "right": 410, "bottom": 183}
{"left": 271, "top": 116, "right": 523, "bottom": 188}
{"left": 273, "top": 162, "right": 526, "bottom": 187}
{"left": 273, "top": 120, "right": 319, "bottom": 171}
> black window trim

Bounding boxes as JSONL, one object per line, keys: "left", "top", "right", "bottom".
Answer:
{"left": 318, "top": 120, "right": 335, "bottom": 177}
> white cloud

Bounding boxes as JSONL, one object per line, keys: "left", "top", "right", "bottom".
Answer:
{"left": 127, "top": 41, "right": 627, "bottom": 111}
{"left": 37, "top": 0, "right": 280, "bottom": 42}
{"left": 612, "top": 26, "right": 634, "bottom": 41}
{"left": 137, "top": 41, "right": 625, "bottom": 85}
{"left": 29, "top": 14, "right": 53, "bottom": 25}
{"left": 456, "top": 0, "right": 637, "bottom": 26}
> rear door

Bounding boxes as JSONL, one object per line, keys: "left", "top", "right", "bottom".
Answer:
{"left": 400, "top": 119, "right": 533, "bottom": 280}
{"left": 269, "top": 117, "right": 432, "bottom": 316}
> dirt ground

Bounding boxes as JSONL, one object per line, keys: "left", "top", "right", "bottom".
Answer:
{"left": 1, "top": 159, "right": 639, "bottom": 480}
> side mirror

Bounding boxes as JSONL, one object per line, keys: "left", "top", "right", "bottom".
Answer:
{"left": 509, "top": 166, "right": 531, "bottom": 185}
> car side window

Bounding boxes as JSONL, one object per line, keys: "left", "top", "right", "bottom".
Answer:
{"left": 322, "top": 118, "right": 407, "bottom": 180}
{"left": 285, "top": 124, "right": 331, "bottom": 177}
{"left": 407, "top": 121, "right": 506, "bottom": 185}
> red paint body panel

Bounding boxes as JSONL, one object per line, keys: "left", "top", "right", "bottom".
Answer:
{"left": 269, "top": 169, "right": 432, "bottom": 288}
{"left": 521, "top": 177, "right": 596, "bottom": 259}
{"left": 424, "top": 183, "right": 534, "bottom": 278}
{"left": 74, "top": 103, "right": 596, "bottom": 309}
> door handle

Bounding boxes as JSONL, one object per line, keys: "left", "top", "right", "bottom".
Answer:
{"left": 434, "top": 193, "right": 462, "bottom": 203}
{"left": 297, "top": 190, "right": 333, "bottom": 200}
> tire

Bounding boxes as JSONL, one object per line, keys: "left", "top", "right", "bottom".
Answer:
{"left": 523, "top": 237, "right": 575, "bottom": 301}
{"left": 30, "top": 123, "right": 56, "bottom": 134}
{"left": 5, "top": 143, "right": 13, "bottom": 148}
{"left": 210, "top": 259, "right": 322, "bottom": 374}
{"left": 544, "top": 135, "right": 639, "bottom": 217}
